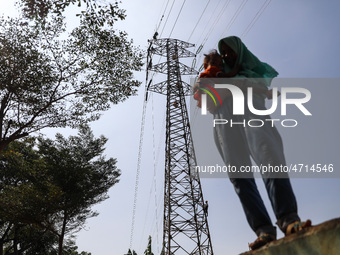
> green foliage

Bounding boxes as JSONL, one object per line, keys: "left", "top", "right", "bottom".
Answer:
{"left": 19, "top": 0, "right": 126, "bottom": 27}
{"left": 37, "top": 126, "right": 120, "bottom": 232}
{"left": 0, "top": 1, "right": 144, "bottom": 151}
{"left": 0, "top": 1, "right": 141, "bottom": 252}
{"left": 1, "top": 224, "right": 59, "bottom": 254}
{"left": 144, "top": 236, "right": 154, "bottom": 255}
{"left": 126, "top": 236, "right": 153, "bottom": 255}
{"left": 127, "top": 249, "right": 137, "bottom": 255}
{"left": 62, "top": 239, "right": 92, "bottom": 255}
{"left": 0, "top": 126, "right": 119, "bottom": 254}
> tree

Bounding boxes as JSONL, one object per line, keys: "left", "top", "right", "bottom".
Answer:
{"left": 126, "top": 249, "right": 137, "bottom": 255}
{"left": 0, "top": 139, "right": 61, "bottom": 255}
{"left": 126, "top": 236, "right": 154, "bottom": 255}
{"left": 38, "top": 126, "right": 120, "bottom": 254}
{"left": 19, "top": 0, "right": 126, "bottom": 27}
{"left": 144, "top": 236, "right": 154, "bottom": 255}
{"left": 0, "top": 126, "right": 119, "bottom": 254}
{"left": 1, "top": 224, "right": 58, "bottom": 255}
{"left": 61, "top": 239, "right": 92, "bottom": 255}
{"left": 0, "top": 1, "right": 143, "bottom": 151}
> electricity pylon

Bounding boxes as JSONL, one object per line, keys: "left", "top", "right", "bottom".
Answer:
{"left": 147, "top": 38, "right": 213, "bottom": 255}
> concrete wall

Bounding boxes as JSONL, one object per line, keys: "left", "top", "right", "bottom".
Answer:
{"left": 240, "top": 218, "right": 340, "bottom": 255}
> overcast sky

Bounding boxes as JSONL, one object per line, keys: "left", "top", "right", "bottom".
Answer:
{"left": 1, "top": 0, "right": 340, "bottom": 254}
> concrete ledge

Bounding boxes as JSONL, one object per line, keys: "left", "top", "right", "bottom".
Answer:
{"left": 240, "top": 218, "right": 340, "bottom": 255}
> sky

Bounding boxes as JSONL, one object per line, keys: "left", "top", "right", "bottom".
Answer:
{"left": 1, "top": 0, "right": 340, "bottom": 254}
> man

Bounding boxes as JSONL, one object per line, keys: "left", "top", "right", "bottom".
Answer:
{"left": 211, "top": 36, "right": 311, "bottom": 250}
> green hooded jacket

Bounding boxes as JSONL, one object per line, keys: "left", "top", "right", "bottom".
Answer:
{"left": 217, "top": 36, "right": 278, "bottom": 90}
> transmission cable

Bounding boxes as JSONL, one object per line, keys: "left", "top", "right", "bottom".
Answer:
{"left": 169, "top": 0, "right": 188, "bottom": 38}
{"left": 187, "top": 0, "right": 211, "bottom": 42}
{"left": 190, "top": 0, "right": 230, "bottom": 74}
{"left": 129, "top": 44, "right": 152, "bottom": 248}
{"left": 195, "top": 0, "right": 247, "bottom": 70}
{"left": 159, "top": 0, "right": 176, "bottom": 37}
{"left": 155, "top": 0, "right": 171, "bottom": 33}
{"left": 194, "top": 0, "right": 231, "bottom": 68}
{"left": 197, "top": 0, "right": 230, "bottom": 47}
{"left": 151, "top": 93, "right": 160, "bottom": 253}
{"left": 219, "top": 0, "right": 248, "bottom": 38}
{"left": 241, "top": 0, "right": 272, "bottom": 38}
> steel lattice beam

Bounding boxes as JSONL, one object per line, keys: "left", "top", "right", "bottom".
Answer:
{"left": 147, "top": 38, "right": 213, "bottom": 255}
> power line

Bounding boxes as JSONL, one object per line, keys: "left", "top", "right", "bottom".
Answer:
{"left": 137, "top": 92, "right": 163, "bottom": 252}
{"left": 219, "top": 0, "right": 248, "bottom": 38}
{"left": 192, "top": 0, "right": 231, "bottom": 70}
{"left": 129, "top": 94, "right": 147, "bottom": 249}
{"left": 194, "top": 0, "right": 248, "bottom": 70}
{"left": 129, "top": 40, "right": 153, "bottom": 247}
{"left": 241, "top": 0, "right": 272, "bottom": 38}
{"left": 187, "top": 0, "right": 211, "bottom": 42}
{"left": 169, "top": 0, "right": 188, "bottom": 38}
{"left": 151, "top": 93, "right": 160, "bottom": 253}
{"left": 197, "top": 0, "right": 231, "bottom": 47}
{"left": 156, "top": 0, "right": 171, "bottom": 33}
{"left": 159, "top": 0, "right": 176, "bottom": 37}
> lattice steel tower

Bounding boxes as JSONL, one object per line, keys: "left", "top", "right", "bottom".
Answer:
{"left": 147, "top": 38, "right": 213, "bottom": 255}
